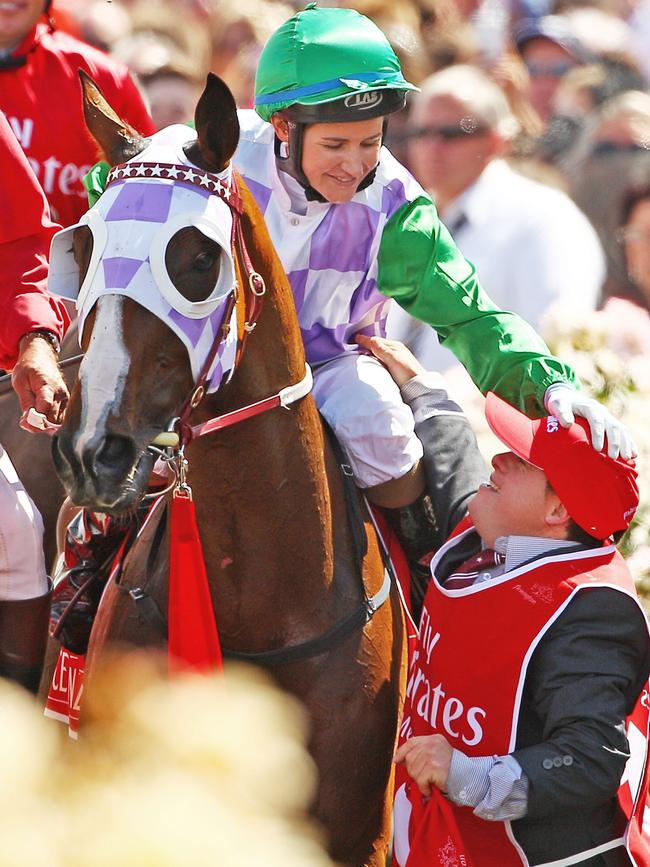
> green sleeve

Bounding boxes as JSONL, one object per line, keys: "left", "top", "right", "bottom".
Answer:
{"left": 378, "top": 196, "right": 580, "bottom": 417}
{"left": 83, "top": 161, "right": 110, "bottom": 206}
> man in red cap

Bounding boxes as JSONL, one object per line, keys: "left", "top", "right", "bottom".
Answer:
{"left": 358, "top": 334, "right": 649, "bottom": 867}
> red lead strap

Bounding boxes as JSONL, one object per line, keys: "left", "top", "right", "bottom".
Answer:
{"left": 169, "top": 490, "right": 223, "bottom": 674}
{"left": 166, "top": 363, "right": 312, "bottom": 674}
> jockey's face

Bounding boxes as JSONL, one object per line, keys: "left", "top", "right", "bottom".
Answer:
{"left": 273, "top": 115, "right": 383, "bottom": 203}
{"left": 468, "top": 451, "right": 567, "bottom": 548}
{"left": 0, "top": 0, "right": 46, "bottom": 50}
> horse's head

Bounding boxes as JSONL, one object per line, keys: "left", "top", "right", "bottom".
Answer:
{"left": 52, "top": 71, "right": 242, "bottom": 512}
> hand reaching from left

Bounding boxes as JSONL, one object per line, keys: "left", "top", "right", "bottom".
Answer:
{"left": 12, "top": 332, "right": 68, "bottom": 430}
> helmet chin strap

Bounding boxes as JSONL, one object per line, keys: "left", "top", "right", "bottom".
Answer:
{"left": 274, "top": 118, "right": 387, "bottom": 203}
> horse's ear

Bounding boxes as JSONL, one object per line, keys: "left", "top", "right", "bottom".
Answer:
{"left": 186, "top": 73, "right": 240, "bottom": 173}
{"left": 79, "top": 69, "right": 146, "bottom": 166}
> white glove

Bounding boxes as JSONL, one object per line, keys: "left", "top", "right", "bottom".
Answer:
{"left": 544, "top": 384, "right": 637, "bottom": 460}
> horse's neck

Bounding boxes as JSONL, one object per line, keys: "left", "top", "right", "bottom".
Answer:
{"left": 186, "top": 194, "right": 348, "bottom": 627}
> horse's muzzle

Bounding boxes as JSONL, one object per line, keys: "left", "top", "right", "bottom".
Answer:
{"left": 52, "top": 429, "right": 153, "bottom": 512}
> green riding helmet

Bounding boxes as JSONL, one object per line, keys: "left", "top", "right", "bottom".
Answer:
{"left": 255, "top": 4, "right": 418, "bottom": 122}
{"left": 254, "top": 4, "right": 418, "bottom": 199}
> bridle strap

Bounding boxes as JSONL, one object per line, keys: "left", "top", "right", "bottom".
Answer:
{"left": 105, "top": 162, "right": 244, "bottom": 213}
{"left": 153, "top": 364, "right": 313, "bottom": 449}
{"left": 174, "top": 172, "right": 267, "bottom": 444}
{"left": 189, "top": 364, "right": 312, "bottom": 440}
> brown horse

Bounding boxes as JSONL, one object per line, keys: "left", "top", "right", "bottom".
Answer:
{"left": 51, "top": 72, "right": 406, "bottom": 866}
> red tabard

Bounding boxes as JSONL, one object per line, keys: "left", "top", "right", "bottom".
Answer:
{"left": 0, "top": 22, "right": 155, "bottom": 227}
{"left": 0, "top": 109, "right": 68, "bottom": 367}
{"left": 393, "top": 525, "right": 650, "bottom": 867}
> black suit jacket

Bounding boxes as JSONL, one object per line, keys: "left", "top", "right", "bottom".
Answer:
{"left": 408, "top": 385, "right": 650, "bottom": 866}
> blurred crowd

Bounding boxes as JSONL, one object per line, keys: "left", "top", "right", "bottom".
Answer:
{"left": 45, "top": 0, "right": 650, "bottom": 350}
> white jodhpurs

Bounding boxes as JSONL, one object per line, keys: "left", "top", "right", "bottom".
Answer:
{"left": 312, "top": 353, "right": 423, "bottom": 489}
{"left": 0, "top": 444, "right": 48, "bottom": 601}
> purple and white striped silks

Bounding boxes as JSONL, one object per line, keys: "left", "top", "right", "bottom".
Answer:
{"left": 234, "top": 110, "right": 427, "bottom": 367}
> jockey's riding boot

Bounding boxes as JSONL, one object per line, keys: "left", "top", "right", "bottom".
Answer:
{"left": 0, "top": 582, "right": 52, "bottom": 693}
{"left": 382, "top": 491, "right": 440, "bottom": 622}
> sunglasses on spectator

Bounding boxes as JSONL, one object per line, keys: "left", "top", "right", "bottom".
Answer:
{"left": 525, "top": 60, "right": 575, "bottom": 78}
{"left": 407, "top": 123, "right": 490, "bottom": 142}
{"left": 592, "top": 141, "right": 650, "bottom": 157}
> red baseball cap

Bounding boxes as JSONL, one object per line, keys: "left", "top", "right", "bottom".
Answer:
{"left": 485, "top": 392, "right": 639, "bottom": 540}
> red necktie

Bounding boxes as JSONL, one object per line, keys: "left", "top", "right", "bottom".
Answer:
{"left": 445, "top": 548, "right": 504, "bottom": 589}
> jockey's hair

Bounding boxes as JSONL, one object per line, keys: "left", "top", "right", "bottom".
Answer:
{"left": 409, "top": 64, "right": 521, "bottom": 141}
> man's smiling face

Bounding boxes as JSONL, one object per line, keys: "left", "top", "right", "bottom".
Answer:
{"left": 468, "top": 451, "right": 560, "bottom": 548}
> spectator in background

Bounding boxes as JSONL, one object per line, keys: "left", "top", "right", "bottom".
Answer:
{"left": 552, "top": 61, "right": 647, "bottom": 123}
{"left": 565, "top": 91, "right": 650, "bottom": 304}
{"left": 208, "top": 0, "right": 294, "bottom": 109}
{"left": 142, "top": 65, "right": 203, "bottom": 131}
{"left": 618, "top": 184, "right": 650, "bottom": 312}
{"left": 111, "top": 28, "right": 204, "bottom": 130}
{"left": 0, "top": 0, "right": 155, "bottom": 225}
{"left": 529, "top": 4, "right": 648, "bottom": 167}
{"left": 513, "top": 14, "right": 593, "bottom": 123}
{"left": 387, "top": 64, "right": 604, "bottom": 372}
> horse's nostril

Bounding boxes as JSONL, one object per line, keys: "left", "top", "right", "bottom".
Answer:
{"left": 52, "top": 430, "right": 81, "bottom": 479}
{"left": 52, "top": 433, "right": 71, "bottom": 477}
{"left": 94, "top": 435, "right": 135, "bottom": 472}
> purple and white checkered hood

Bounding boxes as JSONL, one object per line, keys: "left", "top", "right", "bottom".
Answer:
{"left": 48, "top": 124, "right": 238, "bottom": 392}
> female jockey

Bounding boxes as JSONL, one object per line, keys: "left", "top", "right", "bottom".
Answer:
{"left": 233, "top": 4, "right": 632, "bottom": 561}
{"left": 0, "top": 109, "right": 69, "bottom": 691}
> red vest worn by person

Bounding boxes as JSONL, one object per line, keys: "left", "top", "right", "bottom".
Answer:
{"left": 393, "top": 524, "right": 650, "bottom": 867}
{"left": 0, "top": 22, "right": 155, "bottom": 226}
{"left": 0, "top": 110, "right": 67, "bottom": 367}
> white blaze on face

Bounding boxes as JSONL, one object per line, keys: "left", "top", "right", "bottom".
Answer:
{"left": 75, "top": 295, "right": 131, "bottom": 461}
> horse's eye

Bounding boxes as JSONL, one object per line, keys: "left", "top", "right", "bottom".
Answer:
{"left": 194, "top": 251, "right": 216, "bottom": 272}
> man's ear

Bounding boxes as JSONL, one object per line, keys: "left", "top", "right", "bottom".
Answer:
{"left": 270, "top": 115, "right": 290, "bottom": 143}
{"left": 544, "top": 494, "right": 572, "bottom": 531}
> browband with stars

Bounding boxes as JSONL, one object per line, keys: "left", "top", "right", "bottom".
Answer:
{"left": 105, "top": 162, "right": 243, "bottom": 214}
